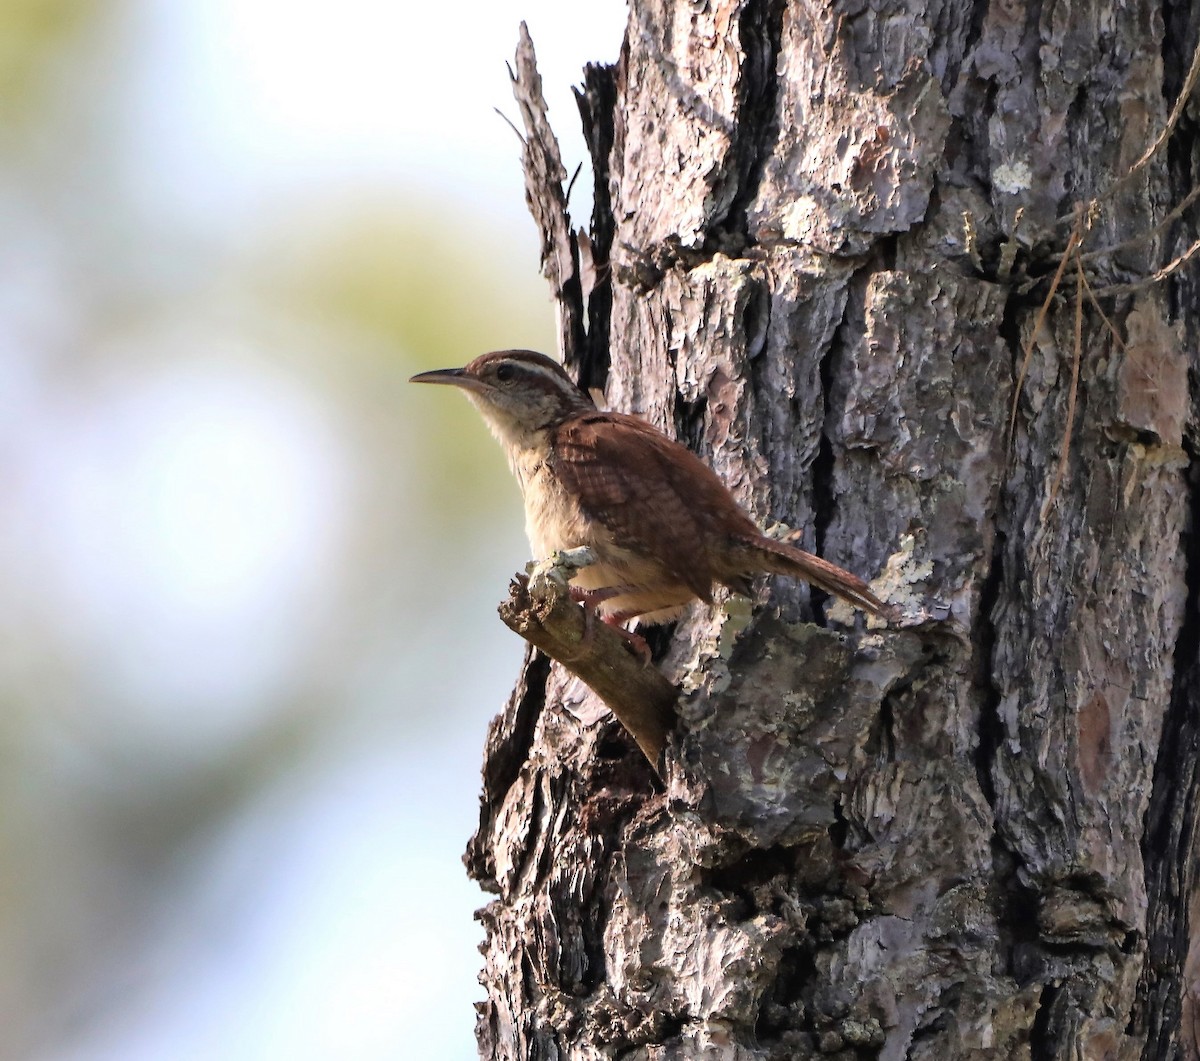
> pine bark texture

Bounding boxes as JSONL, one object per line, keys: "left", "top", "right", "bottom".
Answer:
{"left": 468, "top": 3, "right": 1200, "bottom": 1058}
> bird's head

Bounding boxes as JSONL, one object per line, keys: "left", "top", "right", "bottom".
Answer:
{"left": 410, "top": 349, "right": 594, "bottom": 446}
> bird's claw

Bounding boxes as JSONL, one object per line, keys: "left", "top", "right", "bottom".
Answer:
{"left": 608, "top": 621, "right": 652, "bottom": 665}
{"left": 567, "top": 587, "right": 651, "bottom": 664}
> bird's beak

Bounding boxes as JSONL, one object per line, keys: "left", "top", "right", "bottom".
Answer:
{"left": 409, "top": 367, "right": 485, "bottom": 392}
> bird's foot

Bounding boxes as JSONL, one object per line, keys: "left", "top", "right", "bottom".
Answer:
{"left": 602, "top": 618, "right": 652, "bottom": 665}
{"left": 569, "top": 584, "right": 620, "bottom": 609}
{"left": 570, "top": 585, "right": 619, "bottom": 648}
{"left": 524, "top": 554, "right": 651, "bottom": 664}
{"left": 568, "top": 587, "right": 650, "bottom": 664}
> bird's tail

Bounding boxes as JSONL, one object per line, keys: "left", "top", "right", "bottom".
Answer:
{"left": 741, "top": 534, "right": 891, "bottom": 618}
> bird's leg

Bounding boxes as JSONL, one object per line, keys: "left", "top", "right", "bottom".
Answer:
{"left": 534, "top": 548, "right": 612, "bottom": 641}
{"left": 569, "top": 584, "right": 621, "bottom": 609}
{"left": 523, "top": 549, "right": 652, "bottom": 663}
{"left": 607, "top": 621, "right": 652, "bottom": 665}
{"left": 596, "top": 606, "right": 653, "bottom": 665}
{"left": 565, "top": 587, "right": 651, "bottom": 664}
{"left": 571, "top": 584, "right": 627, "bottom": 641}
{"left": 569, "top": 583, "right": 620, "bottom": 642}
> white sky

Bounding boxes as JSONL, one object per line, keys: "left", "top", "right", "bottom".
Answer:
{"left": 126, "top": 0, "right": 628, "bottom": 226}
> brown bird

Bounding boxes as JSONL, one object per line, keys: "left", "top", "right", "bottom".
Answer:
{"left": 411, "top": 350, "right": 887, "bottom": 650}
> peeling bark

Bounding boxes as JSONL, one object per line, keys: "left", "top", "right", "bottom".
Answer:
{"left": 470, "top": 4, "right": 1200, "bottom": 1058}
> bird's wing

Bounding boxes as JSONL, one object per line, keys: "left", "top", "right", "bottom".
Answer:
{"left": 551, "top": 412, "right": 758, "bottom": 602}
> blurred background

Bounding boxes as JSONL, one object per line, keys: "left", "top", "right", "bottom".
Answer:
{"left": 0, "top": 1, "right": 626, "bottom": 1058}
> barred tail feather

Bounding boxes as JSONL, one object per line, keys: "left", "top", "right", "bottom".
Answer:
{"left": 746, "top": 535, "right": 889, "bottom": 617}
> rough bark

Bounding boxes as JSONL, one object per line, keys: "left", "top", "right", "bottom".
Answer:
{"left": 469, "top": 6, "right": 1200, "bottom": 1059}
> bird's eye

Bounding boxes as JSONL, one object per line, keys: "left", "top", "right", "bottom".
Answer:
{"left": 495, "top": 363, "right": 515, "bottom": 382}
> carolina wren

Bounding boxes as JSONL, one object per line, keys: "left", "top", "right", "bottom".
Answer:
{"left": 411, "top": 350, "right": 887, "bottom": 644}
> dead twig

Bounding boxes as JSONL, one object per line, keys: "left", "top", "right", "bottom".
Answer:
{"left": 1087, "top": 235, "right": 1200, "bottom": 299}
{"left": 1056, "top": 34, "right": 1200, "bottom": 227}
{"left": 1007, "top": 221, "right": 1085, "bottom": 449}
{"left": 1006, "top": 34, "right": 1200, "bottom": 513}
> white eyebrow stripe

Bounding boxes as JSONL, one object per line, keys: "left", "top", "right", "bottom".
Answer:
{"left": 515, "top": 362, "right": 573, "bottom": 386}
{"left": 505, "top": 360, "right": 588, "bottom": 400}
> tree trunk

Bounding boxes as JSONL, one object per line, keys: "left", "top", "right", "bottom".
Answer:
{"left": 467, "top": 3, "right": 1200, "bottom": 1058}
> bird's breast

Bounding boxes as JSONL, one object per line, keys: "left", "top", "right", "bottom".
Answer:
{"left": 512, "top": 447, "right": 593, "bottom": 559}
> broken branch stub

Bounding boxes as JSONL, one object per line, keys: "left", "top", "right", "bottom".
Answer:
{"left": 497, "top": 563, "right": 677, "bottom": 772}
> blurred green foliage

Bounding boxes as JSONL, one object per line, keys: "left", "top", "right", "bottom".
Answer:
{"left": 258, "top": 199, "right": 557, "bottom": 519}
{"left": 0, "top": 2, "right": 568, "bottom": 1055}
{"left": 263, "top": 199, "right": 554, "bottom": 364}
{"left": 0, "top": 0, "right": 99, "bottom": 128}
